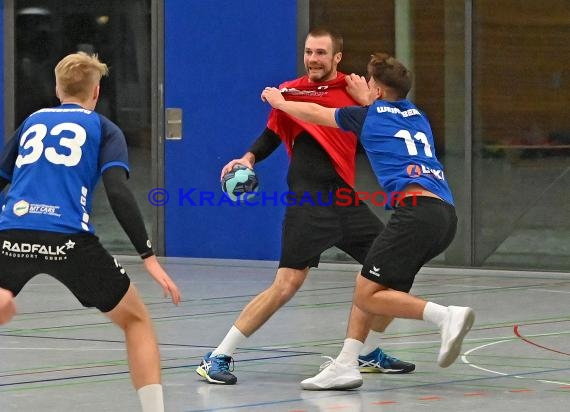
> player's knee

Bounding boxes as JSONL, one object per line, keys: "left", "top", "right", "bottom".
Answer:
{"left": 277, "top": 284, "right": 298, "bottom": 303}
{"left": 273, "top": 278, "right": 303, "bottom": 303}
{"left": 107, "top": 290, "right": 151, "bottom": 330}
{"left": 354, "top": 279, "right": 375, "bottom": 311}
{"left": 272, "top": 268, "right": 307, "bottom": 302}
{"left": 112, "top": 307, "right": 151, "bottom": 331}
{"left": 0, "top": 289, "right": 15, "bottom": 325}
{"left": 354, "top": 291, "right": 372, "bottom": 314}
{"left": 0, "top": 302, "right": 15, "bottom": 324}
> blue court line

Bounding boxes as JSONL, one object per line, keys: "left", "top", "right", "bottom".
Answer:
{"left": 7, "top": 277, "right": 569, "bottom": 340}
{"left": 12, "top": 277, "right": 570, "bottom": 317}
{"left": 11, "top": 284, "right": 357, "bottom": 316}
{"left": 155, "top": 260, "right": 570, "bottom": 280}
{"left": 0, "top": 352, "right": 313, "bottom": 388}
{"left": 6, "top": 279, "right": 568, "bottom": 333}
{"left": 0, "top": 369, "right": 132, "bottom": 388}
{"left": 183, "top": 366, "right": 570, "bottom": 412}
{"left": 0, "top": 331, "right": 324, "bottom": 356}
{"left": 2, "top": 315, "right": 568, "bottom": 352}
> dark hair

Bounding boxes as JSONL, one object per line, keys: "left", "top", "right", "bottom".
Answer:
{"left": 307, "top": 27, "right": 343, "bottom": 54}
{"left": 368, "top": 52, "right": 412, "bottom": 99}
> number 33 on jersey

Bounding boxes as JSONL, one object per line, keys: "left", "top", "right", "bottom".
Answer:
{"left": 0, "top": 104, "right": 130, "bottom": 233}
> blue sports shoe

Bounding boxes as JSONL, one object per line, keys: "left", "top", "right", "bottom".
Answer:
{"left": 196, "top": 351, "right": 237, "bottom": 384}
{"left": 358, "top": 347, "right": 415, "bottom": 374}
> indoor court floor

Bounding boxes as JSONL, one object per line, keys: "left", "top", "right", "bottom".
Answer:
{"left": 1, "top": 257, "right": 569, "bottom": 411}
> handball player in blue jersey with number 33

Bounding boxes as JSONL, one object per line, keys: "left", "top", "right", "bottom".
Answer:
{"left": 0, "top": 52, "right": 180, "bottom": 410}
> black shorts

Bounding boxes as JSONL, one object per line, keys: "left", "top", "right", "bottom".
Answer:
{"left": 279, "top": 189, "right": 384, "bottom": 269}
{"left": 361, "top": 197, "right": 457, "bottom": 292}
{"left": 0, "top": 230, "right": 130, "bottom": 312}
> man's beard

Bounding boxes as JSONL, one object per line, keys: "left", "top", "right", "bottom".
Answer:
{"left": 306, "top": 66, "right": 334, "bottom": 82}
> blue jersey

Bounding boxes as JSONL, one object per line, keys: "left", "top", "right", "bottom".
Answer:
{"left": 0, "top": 104, "right": 129, "bottom": 234}
{"left": 335, "top": 100, "right": 454, "bottom": 209}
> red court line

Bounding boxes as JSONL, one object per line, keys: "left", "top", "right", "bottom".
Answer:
{"left": 418, "top": 396, "right": 442, "bottom": 401}
{"left": 513, "top": 324, "right": 570, "bottom": 356}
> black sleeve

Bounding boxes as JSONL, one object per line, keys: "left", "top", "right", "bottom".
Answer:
{"left": 0, "top": 177, "right": 9, "bottom": 195}
{"left": 247, "top": 127, "right": 282, "bottom": 163}
{"left": 336, "top": 106, "right": 369, "bottom": 137}
{"left": 0, "top": 177, "right": 8, "bottom": 208}
{"left": 102, "top": 166, "right": 154, "bottom": 259}
{"left": 0, "top": 127, "right": 24, "bottom": 181}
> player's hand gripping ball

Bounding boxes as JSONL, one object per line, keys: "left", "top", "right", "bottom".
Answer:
{"left": 221, "top": 164, "right": 260, "bottom": 202}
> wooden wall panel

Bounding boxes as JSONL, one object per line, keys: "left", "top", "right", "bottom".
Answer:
{"left": 309, "top": 0, "right": 395, "bottom": 76}
{"left": 309, "top": 1, "right": 446, "bottom": 152}
{"left": 413, "top": 1, "right": 446, "bottom": 153}
{"left": 474, "top": 0, "right": 570, "bottom": 144}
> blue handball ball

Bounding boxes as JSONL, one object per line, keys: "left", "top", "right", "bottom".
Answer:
{"left": 221, "top": 164, "right": 260, "bottom": 202}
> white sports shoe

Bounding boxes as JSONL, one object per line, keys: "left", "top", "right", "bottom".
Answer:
{"left": 438, "top": 306, "right": 475, "bottom": 368}
{"left": 301, "top": 357, "right": 363, "bottom": 390}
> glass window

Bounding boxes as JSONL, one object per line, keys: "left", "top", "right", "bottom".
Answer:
{"left": 473, "top": 0, "right": 570, "bottom": 270}
{"left": 309, "top": 0, "right": 467, "bottom": 267}
{"left": 14, "top": 0, "right": 153, "bottom": 255}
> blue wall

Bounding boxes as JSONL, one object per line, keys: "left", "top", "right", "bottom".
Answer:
{"left": 164, "top": 0, "right": 296, "bottom": 259}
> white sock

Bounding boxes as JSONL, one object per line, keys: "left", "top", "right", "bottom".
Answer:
{"left": 360, "top": 330, "right": 383, "bottom": 356}
{"left": 137, "top": 384, "right": 164, "bottom": 412}
{"left": 336, "top": 338, "right": 364, "bottom": 366}
{"left": 423, "top": 302, "right": 448, "bottom": 328}
{"left": 211, "top": 325, "right": 246, "bottom": 357}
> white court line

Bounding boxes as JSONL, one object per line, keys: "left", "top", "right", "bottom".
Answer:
{"left": 384, "top": 334, "right": 530, "bottom": 346}
{"left": 462, "top": 339, "right": 515, "bottom": 376}
{"left": 461, "top": 339, "right": 570, "bottom": 386}
{"left": 528, "top": 289, "right": 570, "bottom": 294}
{"left": 441, "top": 283, "right": 506, "bottom": 289}
{"left": 517, "top": 330, "right": 570, "bottom": 338}
{"left": 441, "top": 285, "right": 570, "bottom": 293}
{"left": 262, "top": 335, "right": 521, "bottom": 351}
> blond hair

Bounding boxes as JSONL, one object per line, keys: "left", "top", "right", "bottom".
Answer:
{"left": 54, "top": 52, "right": 109, "bottom": 101}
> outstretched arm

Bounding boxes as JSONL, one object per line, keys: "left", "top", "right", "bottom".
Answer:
{"left": 103, "top": 166, "right": 180, "bottom": 304}
{"left": 261, "top": 87, "right": 339, "bottom": 128}
{"left": 141, "top": 255, "right": 181, "bottom": 305}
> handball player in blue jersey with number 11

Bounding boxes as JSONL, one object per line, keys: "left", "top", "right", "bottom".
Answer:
{"left": 0, "top": 52, "right": 180, "bottom": 411}
{"left": 262, "top": 52, "right": 475, "bottom": 390}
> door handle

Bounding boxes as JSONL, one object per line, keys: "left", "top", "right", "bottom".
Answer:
{"left": 165, "top": 108, "right": 182, "bottom": 140}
